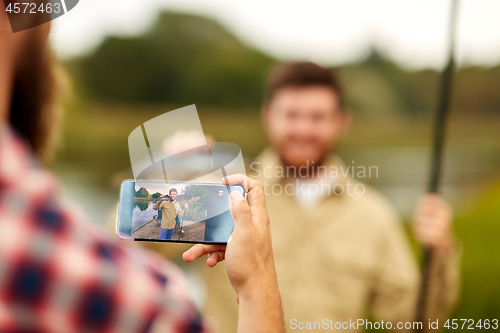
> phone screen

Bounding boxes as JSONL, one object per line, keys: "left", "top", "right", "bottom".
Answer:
{"left": 117, "top": 180, "right": 244, "bottom": 244}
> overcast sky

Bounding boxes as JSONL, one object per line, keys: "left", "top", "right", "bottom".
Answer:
{"left": 50, "top": 0, "right": 500, "bottom": 70}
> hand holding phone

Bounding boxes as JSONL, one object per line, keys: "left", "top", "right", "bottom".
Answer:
{"left": 183, "top": 175, "right": 284, "bottom": 333}
{"left": 183, "top": 175, "right": 276, "bottom": 292}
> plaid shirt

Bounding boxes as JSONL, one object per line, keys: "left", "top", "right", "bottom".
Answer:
{"left": 0, "top": 125, "right": 207, "bottom": 333}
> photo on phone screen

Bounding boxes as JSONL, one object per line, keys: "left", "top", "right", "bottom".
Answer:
{"left": 118, "top": 180, "right": 244, "bottom": 244}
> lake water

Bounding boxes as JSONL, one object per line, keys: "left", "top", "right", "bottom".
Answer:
{"left": 132, "top": 200, "right": 156, "bottom": 230}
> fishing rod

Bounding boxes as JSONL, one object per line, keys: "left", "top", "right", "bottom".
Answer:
{"left": 416, "top": 0, "right": 460, "bottom": 327}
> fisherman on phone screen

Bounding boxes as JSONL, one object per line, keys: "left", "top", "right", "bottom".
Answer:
{"left": 153, "top": 195, "right": 178, "bottom": 240}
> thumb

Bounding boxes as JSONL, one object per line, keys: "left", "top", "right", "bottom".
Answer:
{"left": 229, "top": 191, "right": 251, "bottom": 228}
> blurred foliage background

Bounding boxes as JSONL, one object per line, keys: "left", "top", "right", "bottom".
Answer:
{"left": 50, "top": 11, "right": 500, "bottom": 324}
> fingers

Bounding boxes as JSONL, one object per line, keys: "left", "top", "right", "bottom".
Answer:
{"left": 222, "top": 174, "right": 251, "bottom": 191}
{"left": 207, "top": 251, "right": 226, "bottom": 267}
{"left": 229, "top": 191, "right": 252, "bottom": 229}
{"left": 413, "top": 205, "right": 452, "bottom": 231}
{"left": 416, "top": 194, "right": 452, "bottom": 214}
{"left": 222, "top": 174, "right": 265, "bottom": 198}
{"left": 414, "top": 196, "right": 453, "bottom": 225}
{"left": 413, "top": 224, "right": 451, "bottom": 249}
{"left": 413, "top": 221, "right": 449, "bottom": 239}
{"left": 183, "top": 244, "right": 226, "bottom": 262}
{"left": 229, "top": 191, "right": 246, "bottom": 208}
{"left": 412, "top": 194, "right": 454, "bottom": 250}
{"left": 222, "top": 174, "right": 267, "bottom": 216}
{"left": 226, "top": 178, "right": 269, "bottom": 232}
{"left": 414, "top": 194, "right": 452, "bottom": 221}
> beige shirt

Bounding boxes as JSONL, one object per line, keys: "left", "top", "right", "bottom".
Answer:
{"left": 153, "top": 200, "right": 177, "bottom": 229}
{"left": 201, "top": 148, "right": 460, "bottom": 332}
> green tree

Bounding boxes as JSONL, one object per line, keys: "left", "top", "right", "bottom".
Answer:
{"left": 79, "top": 12, "right": 274, "bottom": 108}
{"left": 178, "top": 185, "right": 209, "bottom": 221}
{"left": 135, "top": 187, "right": 150, "bottom": 198}
{"left": 69, "top": 11, "right": 500, "bottom": 115}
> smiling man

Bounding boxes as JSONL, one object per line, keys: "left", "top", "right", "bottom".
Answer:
{"left": 201, "top": 62, "right": 460, "bottom": 332}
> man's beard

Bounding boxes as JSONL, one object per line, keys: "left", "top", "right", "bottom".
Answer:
{"left": 274, "top": 140, "right": 336, "bottom": 178}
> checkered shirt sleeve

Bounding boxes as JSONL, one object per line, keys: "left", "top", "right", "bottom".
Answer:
{"left": 0, "top": 125, "right": 207, "bottom": 333}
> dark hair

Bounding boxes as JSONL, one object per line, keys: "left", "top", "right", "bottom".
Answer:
{"left": 158, "top": 195, "right": 171, "bottom": 202}
{"left": 264, "top": 62, "right": 344, "bottom": 110}
{"left": 6, "top": 0, "right": 62, "bottom": 161}
{"left": 169, "top": 188, "right": 177, "bottom": 194}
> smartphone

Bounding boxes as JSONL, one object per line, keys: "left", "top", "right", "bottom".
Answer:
{"left": 117, "top": 180, "right": 245, "bottom": 244}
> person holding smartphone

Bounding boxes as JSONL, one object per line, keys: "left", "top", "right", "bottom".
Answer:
{"left": 0, "top": 4, "right": 284, "bottom": 332}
